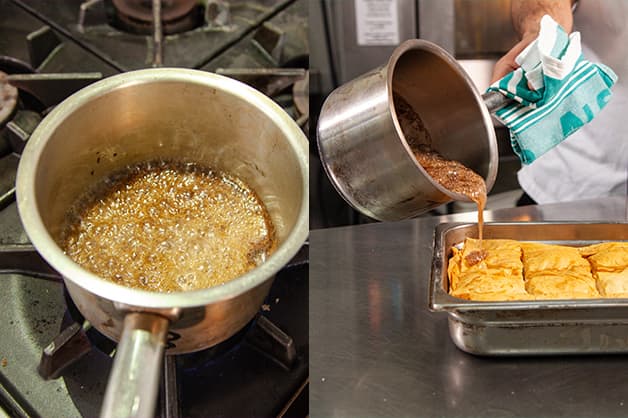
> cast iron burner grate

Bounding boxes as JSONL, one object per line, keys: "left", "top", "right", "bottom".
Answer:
{"left": 40, "top": 292, "right": 299, "bottom": 380}
{"left": 0, "top": 2, "right": 308, "bottom": 415}
{"left": 105, "top": 0, "right": 204, "bottom": 35}
{"left": 26, "top": 247, "right": 308, "bottom": 418}
{"left": 0, "top": 54, "right": 104, "bottom": 215}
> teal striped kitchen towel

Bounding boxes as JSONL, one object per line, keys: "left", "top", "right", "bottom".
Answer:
{"left": 486, "top": 15, "right": 617, "bottom": 164}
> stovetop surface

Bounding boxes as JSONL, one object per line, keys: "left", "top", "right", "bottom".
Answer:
{"left": 7, "top": 0, "right": 305, "bottom": 71}
{"left": 0, "top": 232, "right": 308, "bottom": 417}
{"left": 0, "top": 0, "right": 308, "bottom": 416}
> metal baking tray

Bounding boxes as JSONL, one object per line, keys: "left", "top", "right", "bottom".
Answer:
{"left": 429, "top": 222, "right": 628, "bottom": 355}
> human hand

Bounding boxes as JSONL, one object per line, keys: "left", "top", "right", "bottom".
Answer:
{"left": 490, "top": 32, "right": 538, "bottom": 84}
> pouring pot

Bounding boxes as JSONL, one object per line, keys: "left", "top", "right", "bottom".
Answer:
{"left": 317, "top": 39, "right": 507, "bottom": 221}
{"left": 16, "top": 68, "right": 309, "bottom": 417}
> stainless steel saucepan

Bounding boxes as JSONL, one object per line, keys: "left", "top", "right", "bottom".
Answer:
{"left": 317, "top": 39, "right": 509, "bottom": 221}
{"left": 16, "top": 68, "right": 309, "bottom": 418}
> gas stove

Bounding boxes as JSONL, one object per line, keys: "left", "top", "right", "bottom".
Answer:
{"left": 0, "top": 0, "right": 308, "bottom": 416}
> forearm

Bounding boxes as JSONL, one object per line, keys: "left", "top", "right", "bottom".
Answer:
{"left": 512, "top": 0, "right": 574, "bottom": 38}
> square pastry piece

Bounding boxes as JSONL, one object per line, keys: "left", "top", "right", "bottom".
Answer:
{"left": 448, "top": 238, "right": 530, "bottom": 301}
{"left": 520, "top": 242, "right": 599, "bottom": 299}
{"left": 579, "top": 242, "right": 628, "bottom": 297}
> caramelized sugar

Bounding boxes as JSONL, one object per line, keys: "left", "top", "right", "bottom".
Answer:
{"left": 61, "top": 160, "right": 276, "bottom": 292}
{"left": 394, "top": 93, "right": 487, "bottom": 263}
{"left": 464, "top": 246, "right": 488, "bottom": 266}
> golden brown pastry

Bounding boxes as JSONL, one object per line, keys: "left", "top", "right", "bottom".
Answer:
{"left": 578, "top": 242, "right": 628, "bottom": 260}
{"left": 520, "top": 242, "right": 599, "bottom": 299}
{"left": 448, "top": 238, "right": 530, "bottom": 301}
{"left": 579, "top": 242, "right": 628, "bottom": 297}
{"left": 446, "top": 239, "right": 628, "bottom": 301}
{"left": 520, "top": 242, "right": 592, "bottom": 274}
{"left": 524, "top": 273, "right": 599, "bottom": 299}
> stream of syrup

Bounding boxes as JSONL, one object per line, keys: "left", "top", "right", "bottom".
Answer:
{"left": 394, "top": 93, "right": 487, "bottom": 264}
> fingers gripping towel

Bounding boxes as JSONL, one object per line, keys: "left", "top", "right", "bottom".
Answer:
{"left": 487, "top": 15, "right": 617, "bottom": 164}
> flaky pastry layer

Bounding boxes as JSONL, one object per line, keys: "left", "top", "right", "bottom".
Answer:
{"left": 448, "top": 239, "right": 627, "bottom": 301}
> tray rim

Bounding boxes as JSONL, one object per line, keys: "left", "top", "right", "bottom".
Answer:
{"left": 428, "top": 221, "right": 628, "bottom": 312}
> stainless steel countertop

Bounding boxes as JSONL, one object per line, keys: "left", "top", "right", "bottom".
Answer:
{"left": 310, "top": 196, "right": 628, "bottom": 417}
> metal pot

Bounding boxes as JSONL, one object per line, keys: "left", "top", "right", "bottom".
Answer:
{"left": 16, "top": 68, "right": 309, "bottom": 417}
{"left": 317, "top": 39, "right": 506, "bottom": 221}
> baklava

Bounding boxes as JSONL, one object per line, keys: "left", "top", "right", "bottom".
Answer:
{"left": 448, "top": 238, "right": 530, "bottom": 301}
{"left": 579, "top": 242, "right": 628, "bottom": 297}
{"left": 448, "top": 239, "right": 627, "bottom": 301}
{"left": 520, "top": 242, "right": 599, "bottom": 299}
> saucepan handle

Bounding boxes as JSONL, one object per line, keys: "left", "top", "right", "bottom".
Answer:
{"left": 100, "top": 312, "right": 169, "bottom": 418}
{"left": 481, "top": 90, "right": 511, "bottom": 114}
